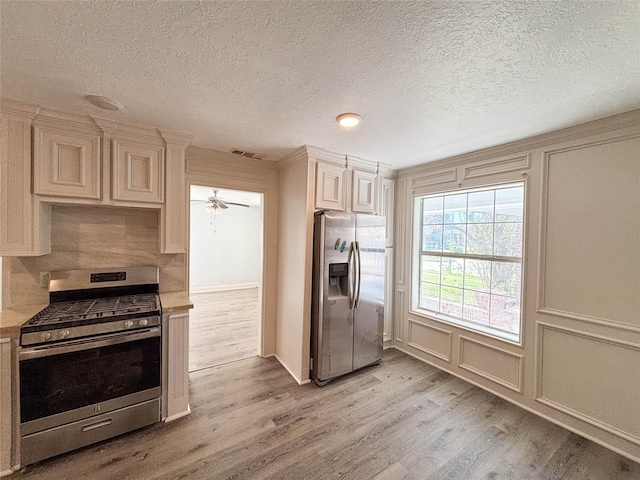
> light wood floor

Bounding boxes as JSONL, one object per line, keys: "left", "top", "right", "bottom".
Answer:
{"left": 188, "top": 288, "right": 259, "bottom": 372}
{"left": 12, "top": 349, "right": 638, "bottom": 480}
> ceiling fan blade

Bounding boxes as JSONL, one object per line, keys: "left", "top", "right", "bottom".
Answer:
{"left": 190, "top": 200, "right": 210, "bottom": 204}
{"left": 219, "top": 203, "right": 229, "bottom": 209}
{"left": 225, "top": 202, "right": 251, "bottom": 208}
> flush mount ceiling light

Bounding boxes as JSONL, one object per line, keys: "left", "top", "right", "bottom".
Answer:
{"left": 336, "top": 113, "right": 361, "bottom": 128}
{"left": 85, "top": 95, "right": 123, "bottom": 111}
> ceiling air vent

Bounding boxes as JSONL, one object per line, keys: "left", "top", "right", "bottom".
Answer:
{"left": 229, "top": 148, "right": 267, "bottom": 160}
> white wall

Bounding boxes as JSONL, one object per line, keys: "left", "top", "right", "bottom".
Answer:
{"left": 394, "top": 110, "right": 640, "bottom": 462}
{"left": 189, "top": 193, "right": 262, "bottom": 290}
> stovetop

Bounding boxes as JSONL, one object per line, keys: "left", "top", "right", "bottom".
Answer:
{"left": 26, "top": 293, "right": 160, "bottom": 326}
{"left": 20, "top": 268, "right": 162, "bottom": 347}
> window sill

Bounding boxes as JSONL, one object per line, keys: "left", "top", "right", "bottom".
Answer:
{"left": 409, "top": 307, "right": 522, "bottom": 346}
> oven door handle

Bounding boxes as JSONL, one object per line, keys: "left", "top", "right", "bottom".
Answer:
{"left": 19, "top": 328, "right": 160, "bottom": 360}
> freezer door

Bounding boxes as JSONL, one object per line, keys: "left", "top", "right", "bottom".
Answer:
{"left": 353, "top": 214, "right": 385, "bottom": 370}
{"left": 312, "top": 212, "right": 356, "bottom": 383}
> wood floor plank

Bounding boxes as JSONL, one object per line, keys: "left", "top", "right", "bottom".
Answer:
{"left": 11, "top": 351, "right": 639, "bottom": 480}
{"left": 189, "top": 289, "right": 259, "bottom": 371}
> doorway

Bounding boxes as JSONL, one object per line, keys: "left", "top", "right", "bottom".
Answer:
{"left": 188, "top": 185, "right": 263, "bottom": 372}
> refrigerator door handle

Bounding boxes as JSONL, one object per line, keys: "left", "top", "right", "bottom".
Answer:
{"left": 348, "top": 241, "right": 356, "bottom": 309}
{"left": 355, "top": 241, "right": 362, "bottom": 308}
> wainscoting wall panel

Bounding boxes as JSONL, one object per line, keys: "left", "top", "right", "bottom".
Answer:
{"left": 537, "top": 324, "right": 640, "bottom": 444}
{"left": 407, "top": 319, "right": 452, "bottom": 362}
{"left": 395, "top": 110, "right": 640, "bottom": 461}
{"left": 538, "top": 135, "right": 640, "bottom": 329}
{"left": 458, "top": 336, "right": 523, "bottom": 393}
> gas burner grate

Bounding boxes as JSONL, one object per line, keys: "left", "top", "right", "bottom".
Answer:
{"left": 27, "top": 293, "right": 160, "bottom": 325}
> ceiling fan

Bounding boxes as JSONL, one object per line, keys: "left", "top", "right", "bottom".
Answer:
{"left": 191, "top": 189, "right": 250, "bottom": 214}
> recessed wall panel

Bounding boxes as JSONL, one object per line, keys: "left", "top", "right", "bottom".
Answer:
{"left": 459, "top": 336, "right": 523, "bottom": 392}
{"left": 542, "top": 137, "right": 640, "bottom": 327}
{"left": 538, "top": 325, "right": 640, "bottom": 443}
{"left": 408, "top": 319, "right": 451, "bottom": 362}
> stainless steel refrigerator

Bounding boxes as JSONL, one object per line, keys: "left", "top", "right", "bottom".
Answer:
{"left": 310, "top": 211, "right": 385, "bottom": 386}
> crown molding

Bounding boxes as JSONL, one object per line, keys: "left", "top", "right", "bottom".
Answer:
{"left": 276, "top": 146, "right": 309, "bottom": 170}
{"left": 90, "top": 116, "right": 120, "bottom": 133}
{"left": 398, "top": 109, "right": 640, "bottom": 178}
{"left": 159, "top": 129, "right": 194, "bottom": 148}
{"left": 305, "top": 145, "right": 394, "bottom": 175}
{"left": 1, "top": 98, "right": 40, "bottom": 118}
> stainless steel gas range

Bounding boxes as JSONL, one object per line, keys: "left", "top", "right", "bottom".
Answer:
{"left": 19, "top": 267, "right": 162, "bottom": 465}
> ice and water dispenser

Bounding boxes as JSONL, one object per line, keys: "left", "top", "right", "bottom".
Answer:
{"left": 328, "top": 263, "right": 348, "bottom": 298}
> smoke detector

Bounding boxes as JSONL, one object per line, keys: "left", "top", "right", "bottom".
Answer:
{"left": 85, "top": 95, "right": 123, "bottom": 111}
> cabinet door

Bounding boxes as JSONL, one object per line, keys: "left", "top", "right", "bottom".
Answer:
{"left": 315, "top": 162, "right": 345, "bottom": 211}
{"left": 33, "top": 126, "right": 101, "bottom": 199}
{"left": 112, "top": 139, "right": 164, "bottom": 203}
{"left": 381, "top": 179, "right": 394, "bottom": 247}
{"left": 351, "top": 170, "right": 376, "bottom": 214}
{"left": 163, "top": 312, "right": 191, "bottom": 422}
{"left": 0, "top": 339, "right": 12, "bottom": 473}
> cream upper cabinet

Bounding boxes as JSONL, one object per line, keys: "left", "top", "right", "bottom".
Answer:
{"left": 112, "top": 139, "right": 164, "bottom": 204}
{"left": 33, "top": 125, "right": 101, "bottom": 200}
{"left": 351, "top": 170, "right": 377, "bottom": 214}
{"left": 314, "top": 161, "right": 385, "bottom": 214}
{"left": 315, "top": 162, "right": 346, "bottom": 211}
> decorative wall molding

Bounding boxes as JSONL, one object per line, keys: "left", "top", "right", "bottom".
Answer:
{"left": 395, "top": 289, "right": 405, "bottom": 344}
{"left": 411, "top": 168, "right": 457, "bottom": 188}
{"left": 462, "top": 153, "right": 531, "bottom": 180}
{"left": 458, "top": 336, "right": 524, "bottom": 393}
{"left": 407, "top": 319, "right": 452, "bottom": 362}
{"left": 395, "top": 178, "right": 406, "bottom": 285}
{"left": 535, "top": 323, "right": 640, "bottom": 445}
{"left": 398, "top": 108, "right": 640, "bottom": 179}
{"left": 536, "top": 133, "right": 640, "bottom": 331}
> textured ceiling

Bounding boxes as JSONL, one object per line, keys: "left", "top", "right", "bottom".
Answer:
{"left": 2, "top": 1, "right": 639, "bottom": 169}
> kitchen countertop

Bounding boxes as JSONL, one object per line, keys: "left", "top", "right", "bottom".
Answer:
{"left": 160, "top": 291, "right": 193, "bottom": 312}
{"left": 0, "top": 303, "right": 47, "bottom": 338}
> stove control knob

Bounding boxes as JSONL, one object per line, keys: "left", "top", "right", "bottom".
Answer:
{"left": 59, "top": 330, "right": 70, "bottom": 339}
{"left": 139, "top": 319, "right": 148, "bottom": 327}
{"left": 124, "top": 320, "right": 134, "bottom": 329}
{"left": 41, "top": 332, "right": 52, "bottom": 342}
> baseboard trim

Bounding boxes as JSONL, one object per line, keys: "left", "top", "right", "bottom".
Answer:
{"left": 190, "top": 283, "right": 259, "bottom": 294}
{"left": 274, "top": 354, "right": 310, "bottom": 385}
{"left": 164, "top": 405, "right": 192, "bottom": 423}
{"left": 391, "top": 345, "right": 640, "bottom": 464}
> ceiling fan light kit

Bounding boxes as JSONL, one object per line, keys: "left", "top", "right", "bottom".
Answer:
{"left": 191, "top": 189, "right": 251, "bottom": 215}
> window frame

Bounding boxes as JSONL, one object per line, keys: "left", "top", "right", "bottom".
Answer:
{"left": 411, "top": 180, "right": 527, "bottom": 344}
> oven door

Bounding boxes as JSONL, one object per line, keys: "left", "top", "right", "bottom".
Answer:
{"left": 19, "top": 328, "right": 161, "bottom": 435}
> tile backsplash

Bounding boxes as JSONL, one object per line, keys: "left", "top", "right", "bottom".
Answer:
{"left": 5, "top": 205, "right": 186, "bottom": 307}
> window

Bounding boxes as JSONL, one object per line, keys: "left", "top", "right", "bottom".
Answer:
{"left": 414, "top": 182, "right": 525, "bottom": 341}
